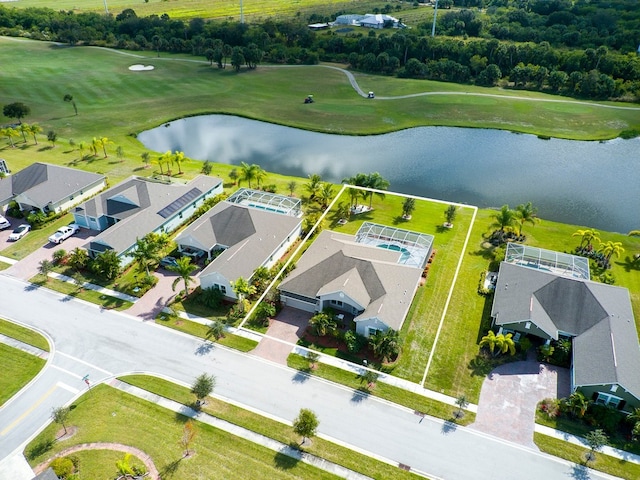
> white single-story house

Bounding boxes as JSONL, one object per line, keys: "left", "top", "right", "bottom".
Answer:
{"left": 0, "top": 162, "right": 106, "bottom": 214}
{"left": 278, "top": 223, "right": 433, "bottom": 337}
{"left": 491, "top": 244, "right": 640, "bottom": 412}
{"left": 73, "top": 175, "right": 223, "bottom": 265}
{"left": 334, "top": 13, "right": 404, "bottom": 29}
{"left": 177, "top": 189, "right": 303, "bottom": 299}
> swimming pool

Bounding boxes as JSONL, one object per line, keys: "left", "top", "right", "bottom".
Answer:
{"left": 378, "top": 243, "right": 411, "bottom": 262}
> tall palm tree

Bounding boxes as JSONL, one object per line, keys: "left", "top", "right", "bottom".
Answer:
{"left": 169, "top": 256, "right": 198, "bottom": 298}
{"left": 157, "top": 151, "right": 173, "bottom": 176}
{"left": 598, "top": 240, "right": 624, "bottom": 264}
{"left": 172, "top": 150, "right": 187, "bottom": 175}
{"left": 342, "top": 173, "right": 368, "bottom": 207}
{"left": 1, "top": 127, "right": 18, "bottom": 147}
{"left": 90, "top": 137, "right": 100, "bottom": 156}
{"left": 369, "top": 329, "right": 401, "bottom": 362}
{"left": 19, "top": 123, "right": 29, "bottom": 143}
{"left": 28, "top": 123, "right": 42, "bottom": 144}
{"left": 318, "top": 182, "right": 335, "bottom": 208}
{"left": 305, "top": 173, "right": 323, "bottom": 201}
{"left": 253, "top": 164, "right": 267, "bottom": 188}
{"left": 515, "top": 202, "right": 539, "bottom": 235}
{"left": 77, "top": 141, "right": 87, "bottom": 160}
{"left": 572, "top": 229, "right": 600, "bottom": 250}
{"left": 364, "top": 172, "right": 390, "bottom": 208}
{"left": 97, "top": 136, "right": 113, "bottom": 157}
{"left": 232, "top": 276, "right": 256, "bottom": 312}
{"left": 239, "top": 162, "right": 257, "bottom": 188}
{"left": 491, "top": 205, "right": 516, "bottom": 233}
{"left": 130, "top": 235, "right": 164, "bottom": 277}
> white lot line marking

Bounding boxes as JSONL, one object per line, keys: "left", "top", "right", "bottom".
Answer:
{"left": 421, "top": 205, "right": 478, "bottom": 387}
{"left": 56, "top": 351, "right": 113, "bottom": 376}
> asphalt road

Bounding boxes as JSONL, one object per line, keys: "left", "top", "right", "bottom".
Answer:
{"left": 0, "top": 275, "right": 618, "bottom": 480}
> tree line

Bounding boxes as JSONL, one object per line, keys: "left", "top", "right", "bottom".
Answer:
{"left": 0, "top": 1, "right": 638, "bottom": 100}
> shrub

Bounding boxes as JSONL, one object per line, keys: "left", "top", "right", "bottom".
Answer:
{"left": 52, "top": 249, "right": 68, "bottom": 265}
{"left": 539, "top": 398, "right": 561, "bottom": 419}
{"left": 344, "top": 330, "right": 367, "bottom": 353}
{"left": 199, "top": 286, "right": 224, "bottom": 308}
{"left": 50, "top": 457, "right": 74, "bottom": 478}
{"left": 587, "top": 404, "right": 624, "bottom": 435}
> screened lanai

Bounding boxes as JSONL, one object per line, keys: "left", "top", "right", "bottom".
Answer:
{"left": 226, "top": 188, "right": 302, "bottom": 217}
{"left": 505, "top": 243, "right": 590, "bottom": 280}
{"left": 355, "top": 222, "right": 433, "bottom": 268}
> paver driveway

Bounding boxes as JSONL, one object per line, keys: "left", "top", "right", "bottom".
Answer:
{"left": 470, "top": 354, "right": 570, "bottom": 449}
{"left": 251, "top": 307, "right": 311, "bottom": 364}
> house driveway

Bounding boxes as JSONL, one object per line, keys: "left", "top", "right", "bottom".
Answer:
{"left": 470, "top": 354, "right": 570, "bottom": 449}
{"left": 250, "top": 307, "right": 311, "bottom": 365}
{"left": 2, "top": 227, "right": 96, "bottom": 281}
{"left": 125, "top": 268, "right": 200, "bottom": 321}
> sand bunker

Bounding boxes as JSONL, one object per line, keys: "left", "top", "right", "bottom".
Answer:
{"left": 129, "top": 64, "right": 155, "bottom": 71}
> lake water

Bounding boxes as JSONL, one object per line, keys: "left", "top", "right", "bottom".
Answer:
{"left": 138, "top": 115, "right": 640, "bottom": 233}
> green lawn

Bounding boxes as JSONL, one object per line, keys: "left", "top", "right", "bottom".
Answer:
{"left": 0, "top": 214, "right": 75, "bottom": 261}
{"left": 30, "top": 277, "right": 134, "bottom": 311}
{"left": 0, "top": 343, "right": 45, "bottom": 406}
{"left": 25, "top": 384, "right": 342, "bottom": 480}
{"left": 156, "top": 313, "right": 258, "bottom": 352}
{"left": 287, "top": 353, "right": 475, "bottom": 425}
{"left": 534, "top": 433, "right": 640, "bottom": 480}
{"left": 0, "top": 318, "right": 50, "bottom": 351}
{"left": 119, "top": 374, "right": 421, "bottom": 479}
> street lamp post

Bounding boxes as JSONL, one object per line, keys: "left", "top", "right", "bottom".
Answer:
{"left": 431, "top": 0, "right": 438, "bottom": 37}
{"left": 103, "top": 0, "right": 109, "bottom": 15}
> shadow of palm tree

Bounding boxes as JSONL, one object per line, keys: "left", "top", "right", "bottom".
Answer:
{"left": 274, "top": 451, "right": 300, "bottom": 470}
{"left": 441, "top": 420, "right": 458, "bottom": 435}
{"left": 568, "top": 463, "right": 590, "bottom": 480}
{"left": 351, "top": 386, "right": 371, "bottom": 403}
{"left": 24, "top": 283, "right": 42, "bottom": 292}
{"left": 291, "top": 369, "right": 310, "bottom": 384}
{"left": 468, "top": 354, "right": 494, "bottom": 377}
{"left": 617, "top": 256, "right": 640, "bottom": 273}
{"left": 194, "top": 342, "right": 214, "bottom": 356}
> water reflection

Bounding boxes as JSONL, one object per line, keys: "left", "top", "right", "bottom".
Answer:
{"left": 138, "top": 115, "right": 640, "bottom": 233}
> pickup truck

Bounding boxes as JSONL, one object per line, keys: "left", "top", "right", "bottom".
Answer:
{"left": 48, "top": 224, "right": 80, "bottom": 244}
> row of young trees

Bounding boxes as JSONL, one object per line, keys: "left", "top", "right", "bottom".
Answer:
{"left": 0, "top": 4, "right": 638, "bottom": 100}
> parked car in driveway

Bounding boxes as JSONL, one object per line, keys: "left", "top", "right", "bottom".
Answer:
{"left": 0, "top": 215, "right": 10, "bottom": 230}
{"left": 159, "top": 256, "right": 179, "bottom": 269}
{"left": 48, "top": 224, "right": 80, "bottom": 244}
{"left": 8, "top": 224, "right": 30, "bottom": 241}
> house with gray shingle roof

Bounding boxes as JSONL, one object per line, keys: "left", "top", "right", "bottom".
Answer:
{"left": 491, "top": 259, "right": 640, "bottom": 412}
{"left": 177, "top": 190, "right": 303, "bottom": 299}
{"left": 0, "top": 162, "right": 106, "bottom": 214}
{"left": 279, "top": 226, "right": 430, "bottom": 337}
{"left": 73, "top": 175, "right": 223, "bottom": 265}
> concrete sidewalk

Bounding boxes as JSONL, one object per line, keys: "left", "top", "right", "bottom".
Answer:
{"left": 0, "top": 334, "right": 49, "bottom": 360}
{"left": 48, "top": 272, "right": 138, "bottom": 303}
{"left": 110, "top": 379, "right": 373, "bottom": 480}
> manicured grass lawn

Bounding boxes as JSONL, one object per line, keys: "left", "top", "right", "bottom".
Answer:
{"left": 0, "top": 343, "right": 45, "bottom": 406}
{"left": 30, "top": 277, "right": 134, "bottom": 311}
{"left": 287, "top": 353, "right": 475, "bottom": 426}
{"left": 0, "top": 261, "right": 11, "bottom": 270}
{"left": 119, "top": 374, "right": 421, "bottom": 479}
{"left": 0, "top": 214, "right": 75, "bottom": 261}
{"left": 534, "top": 433, "right": 640, "bottom": 480}
{"left": 0, "top": 318, "right": 50, "bottom": 351}
{"left": 25, "top": 384, "right": 341, "bottom": 480}
{"left": 155, "top": 313, "right": 258, "bottom": 352}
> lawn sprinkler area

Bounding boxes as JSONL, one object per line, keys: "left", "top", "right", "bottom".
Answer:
{"left": 128, "top": 64, "right": 155, "bottom": 71}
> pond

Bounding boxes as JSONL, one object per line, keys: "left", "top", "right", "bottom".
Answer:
{"left": 138, "top": 115, "right": 640, "bottom": 233}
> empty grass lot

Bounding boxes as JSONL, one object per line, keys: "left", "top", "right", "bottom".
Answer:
{"left": 0, "top": 343, "right": 45, "bottom": 406}
{"left": 119, "top": 374, "right": 422, "bottom": 479}
{"left": 26, "top": 384, "right": 343, "bottom": 480}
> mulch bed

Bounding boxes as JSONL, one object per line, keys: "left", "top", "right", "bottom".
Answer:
{"left": 302, "top": 328, "right": 378, "bottom": 364}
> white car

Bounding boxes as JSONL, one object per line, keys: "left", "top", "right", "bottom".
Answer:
{"left": 8, "top": 224, "right": 30, "bottom": 241}
{"left": 48, "top": 224, "right": 80, "bottom": 244}
{"left": 0, "top": 215, "right": 10, "bottom": 230}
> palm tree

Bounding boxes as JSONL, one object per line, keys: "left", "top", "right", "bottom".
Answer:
{"left": 305, "top": 173, "right": 323, "bottom": 201}
{"left": 402, "top": 197, "right": 416, "bottom": 219}
{"left": 364, "top": 172, "right": 390, "bottom": 208}
{"left": 253, "top": 164, "right": 266, "bottom": 188}
{"left": 491, "top": 205, "right": 516, "bottom": 233}
{"left": 97, "top": 136, "right": 113, "bottom": 157}
{"left": 28, "top": 123, "right": 42, "bottom": 144}
{"left": 155, "top": 152, "right": 169, "bottom": 176}
{"left": 572, "top": 229, "right": 600, "bottom": 250}
{"left": 141, "top": 151, "right": 151, "bottom": 168}
{"left": 169, "top": 256, "right": 198, "bottom": 298}
{"left": 77, "top": 141, "right": 87, "bottom": 160}
{"left": 232, "top": 276, "right": 256, "bottom": 311}
{"left": 239, "top": 162, "right": 257, "bottom": 188}
{"left": 479, "top": 330, "right": 514, "bottom": 357}
{"left": 90, "top": 137, "right": 100, "bottom": 157}
{"left": 309, "top": 312, "right": 337, "bottom": 337}
{"left": 598, "top": 240, "right": 624, "bottom": 265}
{"left": 564, "top": 391, "right": 590, "bottom": 418}
{"left": 172, "top": 150, "right": 187, "bottom": 175}
{"left": 131, "top": 235, "right": 162, "bottom": 277}
{"left": 287, "top": 181, "right": 297, "bottom": 197}
{"left": 497, "top": 333, "right": 516, "bottom": 356}
{"left": 38, "top": 259, "right": 53, "bottom": 281}
{"left": 515, "top": 202, "right": 539, "bottom": 236}
{"left": 1, "top": 127, "right": 18, "bottom": 147}
{"left": 318, "top": 183, "right": 335, "bottom": 208}
{"left": 342, "top": 173, "right": 368, "bottom": 207}
{"left": 206, "top": 320, "right": 225, "bottom": 341}
{"left": 19, "top": 123, "right": 29, "bottom": 143}
{"left": 369, "top": 329, "right": 401, "bottom": 362}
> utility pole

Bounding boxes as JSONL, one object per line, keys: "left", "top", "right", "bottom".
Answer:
{"left": 431, "top": 0, "right": 438, "bottom": 37}
{"left": 103, "top": 0, "right": 109, "bottom": 15}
